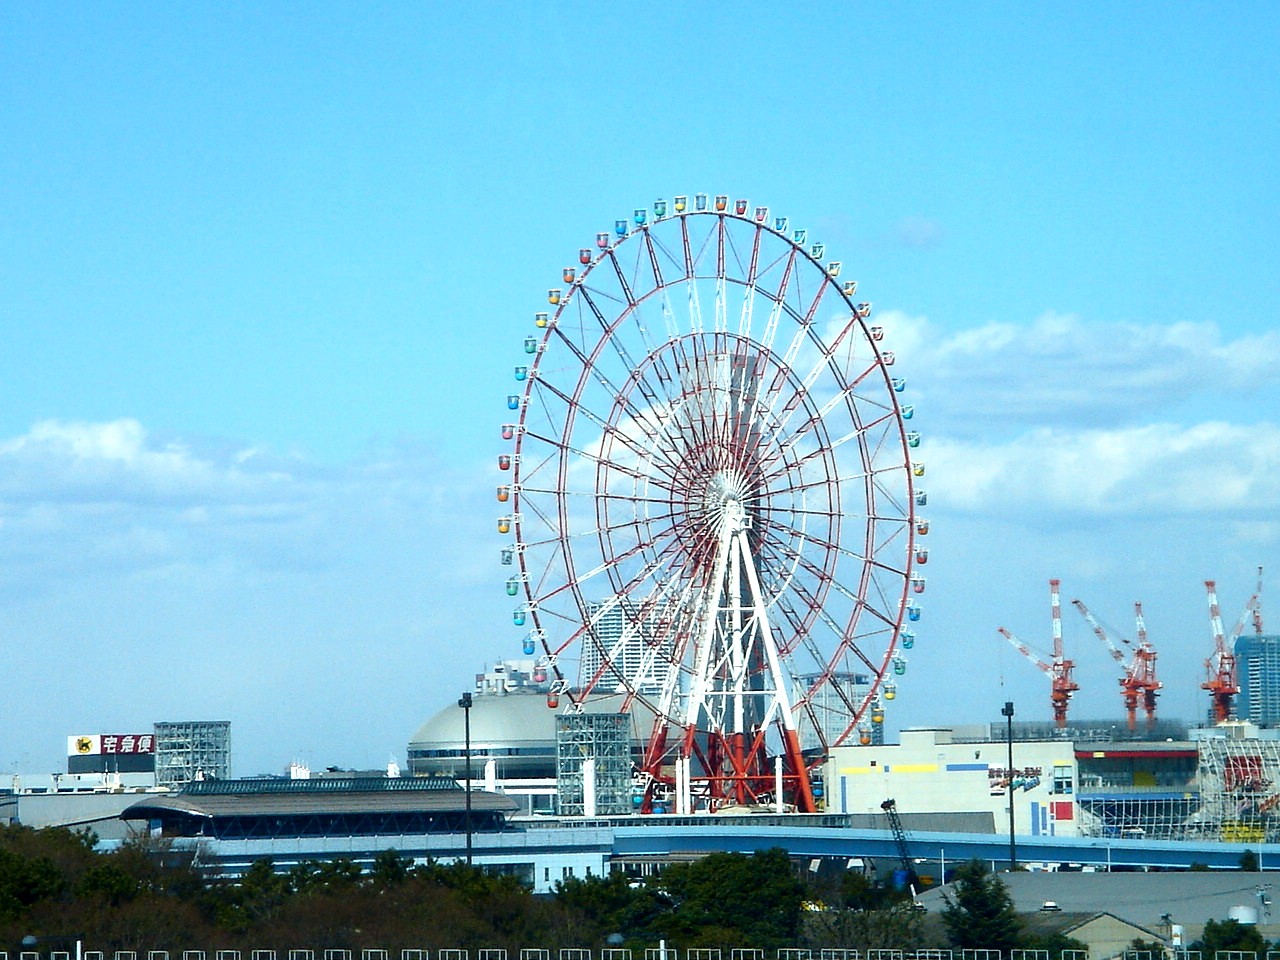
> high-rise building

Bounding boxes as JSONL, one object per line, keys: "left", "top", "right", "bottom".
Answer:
{"left": 795, "top": 671, "right": 880, "bottom": 751}
{"left": 581, "top": 599, "right": 671, "bottom": 696}
{"left": 1234, "top": 635, "right": 1280, "bottom": 727}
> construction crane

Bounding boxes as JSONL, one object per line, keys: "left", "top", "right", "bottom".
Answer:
{"left": 1253, "top": 566, "right": 1265, "bottom": 636}
{"left": 1203, "top": 579, "right": 1260, "bottom": 724}
{"left": 997, "top": 578, "right": 1079, "bottom": 728}
{"left": 880, "top": 798, "right": 919, "bottom": 889}
{"left": 1071, "top": 598, "right": 1161, "bottom": 731}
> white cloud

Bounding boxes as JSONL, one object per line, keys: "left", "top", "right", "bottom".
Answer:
{"left": 928, "top": 420, "right": 1280, "bottom": 518}
{"left": 0, "top": 418, "right": 488, "bottom": 586}
{"left": 879, "top": 310, "right": 1280, "bottom": 436}
{"left": 0, "top": 418, "right": 292, "bottom": 506}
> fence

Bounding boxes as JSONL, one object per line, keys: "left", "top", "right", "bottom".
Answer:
{"left": 0, "top": 951, "right": 1255, "bottom": 960}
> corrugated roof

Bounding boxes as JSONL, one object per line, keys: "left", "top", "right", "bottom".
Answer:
{"left": 121, "top": 781, "right": 518, "bottom": 821}
{"left": 918, "top": 871, "right": 1279, "bottom": 930}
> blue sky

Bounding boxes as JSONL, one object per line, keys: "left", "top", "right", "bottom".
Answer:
{"left": 2, "top": 5, "right": 1278, "bottom": 775}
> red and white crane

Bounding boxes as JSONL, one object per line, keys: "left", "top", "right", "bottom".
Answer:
{"left": 1071, "top": 598, "right": 1160, "bottom": 731}
{"left": 1203, "top": 579, "right": 1260, "bottom": 724}
{"left": 998, "top": 579, "right": 1079, "bottom": 728}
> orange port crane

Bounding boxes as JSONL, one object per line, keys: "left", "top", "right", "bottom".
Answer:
{"left": 1071, "top": 598, "right": 1160, "bottom": 731}
{"left": 1202, "top": 579, "right": 1260, "bottom": 724}
{"left": 998, "top": 579, "right": 1079, "bottom": 728}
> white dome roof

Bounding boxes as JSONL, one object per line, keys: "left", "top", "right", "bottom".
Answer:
{"left": 408, "top": 690, "right": 649, "bottom": 750}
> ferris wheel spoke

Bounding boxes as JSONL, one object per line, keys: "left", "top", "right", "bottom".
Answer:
{"left": 576, "top": 284, "right": 645, "bottom": 378}
{"left": 641, "top": 227, "right": 669, "bottom": 293}
{"left": 771, "top": 373, "right": 895, "bottom": 460}
{"left": 523, "top": 427, "right": 667, "bottom": 490}
{"left": 760, "top": 512, "right": 906, "bottom": 576}
{"left": 680, "top": 217, "right": 708, "bottom": 335}
{"left": 772, "top": 539, "right": 879, "bottom": 624}
{"left": 733, "top": 223, "right": 764, "bottom": 340}
{"left": 533, "top": 383, "right": 687, "bottom": 490}
{"left": 548, "top": 314, "right": 665, "bottom": 438}
{"left": 756, "top": 431, "right": 903, "bottom": 490}
{"left": 759, "top": 317, "right": 860, "bottom": 453}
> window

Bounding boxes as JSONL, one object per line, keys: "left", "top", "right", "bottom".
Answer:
{"left": 1052, "top": 765, "right": 1073, "bottom": 795}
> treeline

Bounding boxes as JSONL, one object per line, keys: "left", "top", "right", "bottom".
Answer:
{"left": 3, "top": 824, "right": 902, "bottom": 951}
{"left": 1, "top": 823, "right": 1266, "bottom": 956}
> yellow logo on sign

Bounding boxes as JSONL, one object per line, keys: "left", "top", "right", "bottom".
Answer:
{"left": 76, "top": 737, "right": 93, "bottom": 754}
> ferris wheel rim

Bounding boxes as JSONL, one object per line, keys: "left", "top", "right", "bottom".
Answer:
{"left": 504, "top": 198, "right": 921, "bottom": 754}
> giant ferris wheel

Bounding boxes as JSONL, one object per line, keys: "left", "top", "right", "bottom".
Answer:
{"left": 497, "top": 194, "right": 926, "bottom": 814}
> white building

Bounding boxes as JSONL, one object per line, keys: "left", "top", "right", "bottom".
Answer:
{"left": 825, "top": 727, "right": 1080, "bottom": 838}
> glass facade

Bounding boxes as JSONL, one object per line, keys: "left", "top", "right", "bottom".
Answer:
{"left": 1234, "top": 634, "right": 1280, "bottom": 726}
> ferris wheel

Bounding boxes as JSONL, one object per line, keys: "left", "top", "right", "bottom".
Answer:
{"left": 497, "top": 194, "right": 926, "bottom": 813}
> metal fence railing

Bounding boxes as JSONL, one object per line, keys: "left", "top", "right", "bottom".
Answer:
{"left": 5, "top": 948, "right": 1225, "bottom": 960}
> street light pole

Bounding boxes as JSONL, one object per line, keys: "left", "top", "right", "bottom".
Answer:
{"left": 1002, "top": 700, "right": 1016, "bottom": 870}
{"left": 458, "top": 691, "right": 474, "bottom": 867}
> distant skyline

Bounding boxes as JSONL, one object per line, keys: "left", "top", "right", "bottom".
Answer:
{"left": 2, "top": 6, "right": 1278, "bottom": 775}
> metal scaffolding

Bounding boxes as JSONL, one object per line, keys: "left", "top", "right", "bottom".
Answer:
{"left": 555, "top": 713, "right": 632, "bottom": 816}
{"left": 1195, "top": 735, "right": 1280, "bottom": 842}
{"left": 1076, "top": 735, "right": 1280, "bottom": 841}
{"left": 154, "top": 721, "right": 231, "bottom": 787}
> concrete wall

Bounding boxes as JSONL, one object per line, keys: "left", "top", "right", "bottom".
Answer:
{"left": 826, "top": 728, "right": 1079, "bottom": 837}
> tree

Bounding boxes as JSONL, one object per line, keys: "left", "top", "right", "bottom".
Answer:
{"left": 209, "top": 858, "right": 292, "bottom": 932}
{"left": 1193, "top": 918, "right": 1266, "bottom": 957}
{"left": 0, "top": 847, "right": 65, "bottom": 920}
{"left": 941, "top": 860, "right": 1023, "bottom": 953}
{"left": 369, "top": 849, "right": 412, "bottom": 886}
{"left": 1021, "top": 932, "right": 1091, "bottom": 960}
{"left": 805, "top": 898, "right": 924, "bottom": 951}
{"left": 1125, "top": 937, "right": 1167, "bottom": 957}
{"left": 554, "top": 871, "right": 667, "bottom": 943}
{"left": 653, "top": 849, "right": 805, "bottom": 948}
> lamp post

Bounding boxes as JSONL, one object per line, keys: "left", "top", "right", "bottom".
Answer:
{"left": 1002, "top": 700, "right": 1016, "bottom": 870}
{"left": 457, "top": 691, "right": 474, "bottom": 866}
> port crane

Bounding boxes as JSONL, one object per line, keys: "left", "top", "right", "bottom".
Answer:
{"left": 1203, "top": 579, "right": 1260, "bottom": 724}
{"left": 998, "top": 579, "right": 1079, "bottom": 728}
{"left": 1071, "top": 598, "right": 1161, "bottom": 731}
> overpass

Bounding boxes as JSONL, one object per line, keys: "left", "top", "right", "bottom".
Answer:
{"left": 140, "top": 814, "right": 1280, "bottom": 890}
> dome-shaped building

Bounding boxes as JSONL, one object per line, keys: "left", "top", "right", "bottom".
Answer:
{"left": 407, "top": 660, "right": 652, "bottom": 815}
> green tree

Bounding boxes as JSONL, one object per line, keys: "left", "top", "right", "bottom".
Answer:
{"left": 653, "top": 848, "right": 804, "bottom": 948}
{"left": 1125, "top": 937, "right": 1167, "bottom": 956}
{"left": 941, "top": 860, "right": 1023, "bottom": 953}
{"left": 554, "top": 871, "right": 668, "bottom": 943}
{"left": 75, "top": 860, "right": 140, "bottom": 906}
{"left": 1193, "top": 918, "right": 1266, "bottom": 957}
{"left": 369, "top": 849, "right": 412, "bottom": 886}
{"left": 288, "top": 858, "right": 363, "bottom": 894}
{"left": 0, "top": 847, "right": 65, "bottom": 920}
{"left": 838, "top": 871, "right": 911, "bottom": 911}
{"left": 805, "top": 898, "right": 924, "bottom": 951}
{"left": 209, "top": 858, "right": 292, "bottom": 932}
{"left": 1022, "top": 932, "right": 1091, "bottom": 960}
